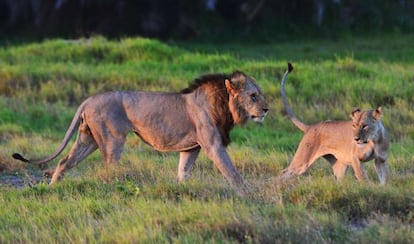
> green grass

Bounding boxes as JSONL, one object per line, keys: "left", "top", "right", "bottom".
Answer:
{"left": 0, "top": 34, "right": 413, "bottom": 242}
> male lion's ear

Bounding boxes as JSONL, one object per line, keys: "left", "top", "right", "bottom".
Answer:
{"left": 373, "top": 106, "right": 382, "bottom": 120}
{"left": 225, "top": 79, "right": 238, "bottom": 97}
{"left": 230, "top": 71, "right": 247, "bottom": 89}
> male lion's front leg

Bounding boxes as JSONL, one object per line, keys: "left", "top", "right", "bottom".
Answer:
{"left": 196, "top": 119, "right": 250, "bottom": 196}
{"left": 177, "top": 147, "right": 201, "bottom": 182}
{"left": 203, "top": 144, "right": 250, "bottom": 196}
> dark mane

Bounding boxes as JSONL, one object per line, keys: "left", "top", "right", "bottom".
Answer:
{"left": 180, "top": 72, "right": 234, "bottom": 146}
{"left": 181, "top": 74, "right": 229, "bottom": 94}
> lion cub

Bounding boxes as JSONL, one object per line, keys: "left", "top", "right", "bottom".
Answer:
{"left": 279, "top": 63, "right": 390, "bottom": 184}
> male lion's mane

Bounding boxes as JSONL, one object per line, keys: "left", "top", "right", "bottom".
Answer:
{"left": 181, "top": 73, "right": 236, "bottom": 146}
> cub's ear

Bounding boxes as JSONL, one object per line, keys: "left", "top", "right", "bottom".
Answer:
{"left": 350, "top": 107, "right": 361, "bottom": 119}
{"left": 373, "top": 106, "right": 382, "bottom": 120}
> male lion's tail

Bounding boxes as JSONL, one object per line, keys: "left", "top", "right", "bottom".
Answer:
{"left": 12, "top": 102, "right": 86, "bottom": 165}
{"left": 281, "top": 63, "right": 308, "bottom": 132}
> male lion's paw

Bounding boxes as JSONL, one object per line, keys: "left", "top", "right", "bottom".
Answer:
{"left": 234, "top": 182, "right": 254, "bottom": 198}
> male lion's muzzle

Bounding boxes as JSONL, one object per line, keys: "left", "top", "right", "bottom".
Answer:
{"left": 252, "top": 108, "right": 269, "bottom": 123}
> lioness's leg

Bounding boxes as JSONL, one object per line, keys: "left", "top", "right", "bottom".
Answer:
{"left": 375, "top": 158, "right": 389, "bottom": 185}
{"left": 350, "top": 157, "right": 365, "bottom": 181}
{"left": 332, "top": 161, "right": 348, "bottom": 179}
{"left": 360, "top": 163, "right": 368, "bottom": 179}
{"left": 281, "top": 138, "right": 325, "bottom": 177}
{"left": 177, "top": 147, "right": 200, "bottom": 182}
{"left": 50, "top": 131, "right": 98, "bottom": 185}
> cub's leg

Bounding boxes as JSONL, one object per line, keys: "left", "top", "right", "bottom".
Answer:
{"left": 177, "top": 147, "right": 200, "bottom": 182}
{"left": 49, "top": 126, "right": 98, "bottom": 185}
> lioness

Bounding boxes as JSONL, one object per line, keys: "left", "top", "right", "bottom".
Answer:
{"left": 13, "top": 71, "right": 269, "bottom": 195}
{"left": 279, "top": 63, "right": 389, "bottom": 184}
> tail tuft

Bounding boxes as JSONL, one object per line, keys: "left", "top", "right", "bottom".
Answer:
{"left": 288, "top": 62, "right": 293, "bottom": 73}
{"left": 280, "top": 62, "right": 308, "bottom": 132}
{"left": 12, "top": 153, "right": 30, "bottom": 163}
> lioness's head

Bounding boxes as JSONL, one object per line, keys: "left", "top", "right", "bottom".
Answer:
{"left": 225, "top": 71, "right": 269, "bottom": 124}
{"left": 351, "top": 107, "right": 383, "bottom": 144}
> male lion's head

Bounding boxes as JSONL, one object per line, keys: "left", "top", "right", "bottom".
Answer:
{"left": 351, "top": 107, "right": 383, "bottom": 144}
{"left": 225, "top": 71, "right": 269, "bottom": 125}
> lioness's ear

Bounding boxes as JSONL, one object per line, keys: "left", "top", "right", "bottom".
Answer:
{"left": 373, "top": 106, "right": 382, "bottom": 120}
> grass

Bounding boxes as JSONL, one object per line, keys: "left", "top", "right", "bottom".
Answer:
{"left": 0, "top": 34, "right": 413, "bottom": 242}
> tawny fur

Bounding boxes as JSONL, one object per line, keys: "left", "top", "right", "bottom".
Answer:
{"left": 279, "top": 63, "right": 389, "bottom": 184}
{"left": 13, "top": 71, "right": 269, "bottom": 196}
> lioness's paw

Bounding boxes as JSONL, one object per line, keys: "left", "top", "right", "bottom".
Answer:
{"left": 43, "top": 170, "right": 54, "bottom": 178}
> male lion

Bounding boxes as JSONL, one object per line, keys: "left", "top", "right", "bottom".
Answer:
{"left": 279, "top": 63, "right": 389, "bottom": 184}
{"left": 13, "top": 71, "right": 269, "bottom": 195}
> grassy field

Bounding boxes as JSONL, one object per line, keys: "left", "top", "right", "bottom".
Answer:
{"left": 0, "top": 34, "right": 413, "bottom": 243}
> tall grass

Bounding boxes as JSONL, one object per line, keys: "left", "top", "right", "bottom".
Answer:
{"left": 0, "top": 35, "right": 413, "bottom": 242}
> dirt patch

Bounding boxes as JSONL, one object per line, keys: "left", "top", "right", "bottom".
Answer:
{"left": 0, "top": 171, "right": 45, "bottom": 188}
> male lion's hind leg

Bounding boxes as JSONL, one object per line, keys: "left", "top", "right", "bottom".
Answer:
{"left": 87, "top": 122, "right": 127, "bottom": 166}
{"left": 177, "top": 147, "right": 200, "bottom": 182}
{"left": 49, "top": 130, "right": 98, "bottom": 185}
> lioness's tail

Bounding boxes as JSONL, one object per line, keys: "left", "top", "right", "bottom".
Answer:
{"left": 281, "top": 63, "right": 308, "bottom": 132}
{"left": 12, "top": 103, "right": 85, "bottom": 165}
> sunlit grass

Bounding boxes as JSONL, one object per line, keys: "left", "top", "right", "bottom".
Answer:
{"left": 0, "top": 35, "right": 413, "bottom": 242}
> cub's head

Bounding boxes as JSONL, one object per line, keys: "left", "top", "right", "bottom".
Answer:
{"left": 351, "top": 106, "right": 383, "bottom": 144}
{"left": 225, "top": 71, "right": 269, "bottom": 125}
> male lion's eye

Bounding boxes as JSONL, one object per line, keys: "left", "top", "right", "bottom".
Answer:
{"left": 251, "top": 94, "right": 257, "bottom": 102}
